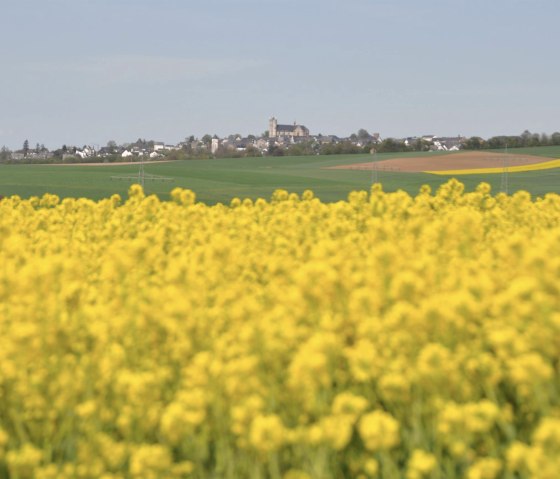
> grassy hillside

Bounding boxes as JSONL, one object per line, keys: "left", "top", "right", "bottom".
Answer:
{"left": 1, "top": 147, "right": 559, "bottom": 203}
{"left": 487, "top": 145, "right": 560, "bottom": 158}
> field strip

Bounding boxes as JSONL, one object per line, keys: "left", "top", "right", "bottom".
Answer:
{"left": 33, "top": 160, "right": 178, "bottom": 167}
{"left": 425, "top": 158, "right": 560, "bottom": 175}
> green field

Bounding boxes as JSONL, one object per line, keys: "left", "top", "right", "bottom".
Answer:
{"left": 2, "top": 146, "right": 560, "bottom": 203}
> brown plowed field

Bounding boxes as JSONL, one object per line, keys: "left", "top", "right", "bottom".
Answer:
{"left": 329, "top": 151, "right": 550, "bottom": 172}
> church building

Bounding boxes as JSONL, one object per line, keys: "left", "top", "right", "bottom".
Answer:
{"left": 269, "top": 117, "right": 310, "bottom": 138}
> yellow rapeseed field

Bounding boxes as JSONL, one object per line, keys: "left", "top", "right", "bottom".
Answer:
{"left": 425, "top": 158, "right": 560, "bottom": 175}
{"left": 1, "top": 180, "right": 560, "bottom": 479}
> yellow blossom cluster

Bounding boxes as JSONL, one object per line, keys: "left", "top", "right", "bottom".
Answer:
{"left": 0, "top": 180, "right": 559, "bottom": 478}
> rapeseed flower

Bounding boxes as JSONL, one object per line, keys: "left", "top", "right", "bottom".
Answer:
{"left": 0, "top": 181, "right": 559, "bottom": 477}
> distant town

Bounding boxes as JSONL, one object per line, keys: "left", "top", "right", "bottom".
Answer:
{"left": 1, "top": 118, "right": 558, "bottom": 164}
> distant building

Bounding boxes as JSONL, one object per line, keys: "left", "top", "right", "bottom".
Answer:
{"left": 211, "top": 138, "right": 220, "bottom": 154}
{"left": 269, "top": 117, "right": 309, "bottom": 138}
{"left": 313, "top": 134, "right": 341, "bottom": 145}
{"left": 256, "top": 138, "right": 271, "bottom": 150}
{"left": 433, "top": 136, "right": 464, "bottom": 151}
{"left": 76, "top": 146, "right": 96, "bottom": 159}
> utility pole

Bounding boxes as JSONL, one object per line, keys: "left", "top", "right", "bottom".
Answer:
{"left": 139, "top": 156, "right": 145, "bottom": 189}
{"left": 370, "top": 148, "right": 378, "bottom": 184}
{"left": 500, "top": 143, "right": 509, "bottom": 194}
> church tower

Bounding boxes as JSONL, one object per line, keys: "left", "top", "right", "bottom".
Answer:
{"left": 269, "top": 117, "right": 277, "bottom": 138}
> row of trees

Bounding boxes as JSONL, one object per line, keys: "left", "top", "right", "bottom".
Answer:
{"left": 274, "top": 141, "right": 365, "bottom": 157}
{"left": 462, "top": 131, "right": 560, "bottom": 150}
{"left": 0, "top": 146, "right": 11, "bottom": 162}
{"left": 19, "top": 140, "right": 49, "bottom": 156}
{"left": 268, "top": 138, "right": 428, "bottom": 157}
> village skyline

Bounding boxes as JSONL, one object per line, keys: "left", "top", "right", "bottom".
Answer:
{"left": 2, "top": 116, "right": 558, "bottom": 164}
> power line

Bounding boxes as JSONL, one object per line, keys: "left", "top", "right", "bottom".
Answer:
{"left": 110, "top": 156, "right": 174, "bottom": 188}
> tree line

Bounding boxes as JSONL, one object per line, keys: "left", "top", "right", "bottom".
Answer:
{"left": 462, "top": 130, "right": 560, "bottom": 150}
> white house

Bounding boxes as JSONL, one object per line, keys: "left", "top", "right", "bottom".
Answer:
{"left": 76, "top": 146, "right": 96, "bottom": 159}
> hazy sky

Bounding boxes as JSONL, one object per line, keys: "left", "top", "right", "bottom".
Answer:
{"left": 1, "top": 0, "right": 558, "bottom": 149}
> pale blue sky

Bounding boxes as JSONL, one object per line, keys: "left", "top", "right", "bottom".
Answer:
{"left": 1, "top": 0, "right": 558, "bottom": 149}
